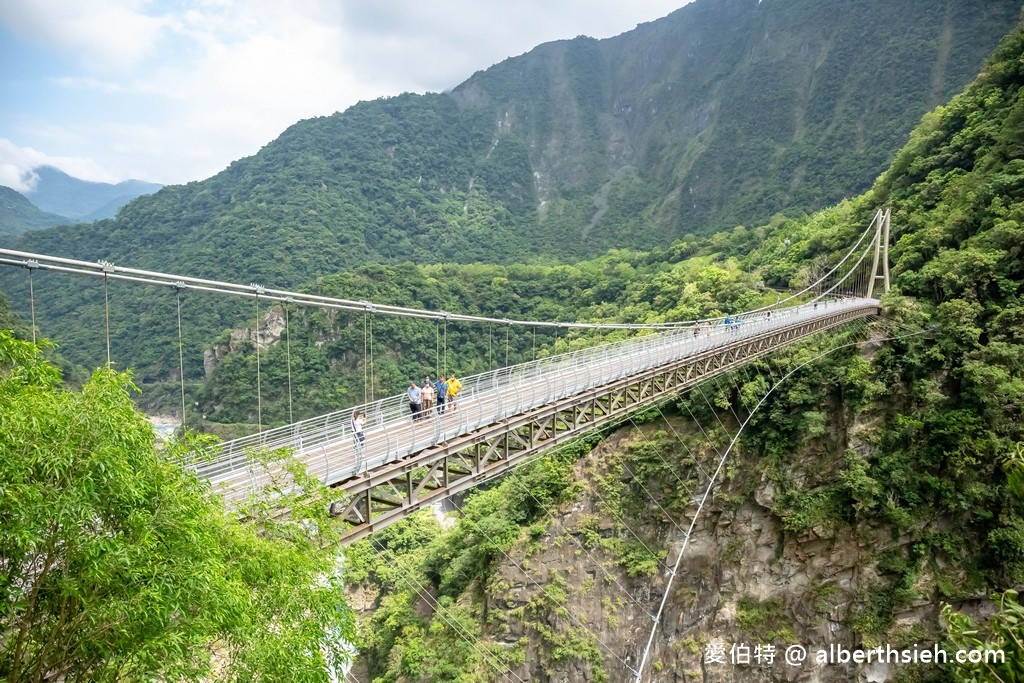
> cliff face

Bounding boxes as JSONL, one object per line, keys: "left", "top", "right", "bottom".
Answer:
{"left": 452, "top": 0, "right": 1022, "bottom": 245}
{"left": 344, "top": 325, "right": 1003, "bottom": 682}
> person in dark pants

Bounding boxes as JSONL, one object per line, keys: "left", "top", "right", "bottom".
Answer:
{"left": 435, "top": 375, "right": 448, "bottom": 414}
{"left": 407, "top": 382, "right": 422, "bottom": 420}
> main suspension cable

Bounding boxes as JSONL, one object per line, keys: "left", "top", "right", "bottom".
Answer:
{"left": 0, "top": 212, "right": 885, "bottom": 337}
{"left": 0, "top": 249, "right": 691, "bottom": 331}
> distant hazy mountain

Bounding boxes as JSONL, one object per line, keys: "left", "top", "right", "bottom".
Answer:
{"left": 0, "top": 185, "right": 74, "bottom": 238}
{"left": 21, "top": 166, "right": 162, "bottom": 221}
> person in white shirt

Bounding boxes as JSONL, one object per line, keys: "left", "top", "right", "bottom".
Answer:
{"left": 352, "top": 409, "right": 366, "bottom": 467}
{"left": 407, "top": 382, "right": 422, "bottom": 420}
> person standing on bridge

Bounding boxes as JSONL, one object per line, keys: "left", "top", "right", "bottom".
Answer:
{"left": 447, "top": 372, "right": 462, "bottom": 412}
{"left": 435, "top": 375, "right": 448, "bottom": 414}
{"left": 352, "top": 410, "right": 365, "bottom": 468}
{"left": 408, "top": 382, "right": 422, "bottom": 420}
{"left": 421, "top": 374, "right": 435, "bottom": 412}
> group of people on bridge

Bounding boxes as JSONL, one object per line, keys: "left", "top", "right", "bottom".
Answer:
{"left": 348, "top": 372, "right": 464, "bottom": 462}
{"left": 407, "top": 373, "right": 463, "bottom": 421}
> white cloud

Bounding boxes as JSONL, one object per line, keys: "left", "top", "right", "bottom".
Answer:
{"left": 0, "top": 1, "right": 692, "bottom": 185}
{"left": 0, "top": 139, "right": 120, "bottom": 191}
{"left": 0, "top": 0, "right": 171, "bottom": 70}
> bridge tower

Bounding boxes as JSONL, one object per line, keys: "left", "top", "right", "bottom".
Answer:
{"left": 865, "top": 208, "right": 891, "bottom": 299}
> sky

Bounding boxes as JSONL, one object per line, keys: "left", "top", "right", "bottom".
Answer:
{"left": 0, "top": 0, "right": 691, "bottom": 192}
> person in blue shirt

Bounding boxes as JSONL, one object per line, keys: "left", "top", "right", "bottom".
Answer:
{"left": 435, "top": 375, "right": 448, "bottom": 414}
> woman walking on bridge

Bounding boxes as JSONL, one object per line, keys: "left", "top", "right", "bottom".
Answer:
{"left": 351, "top": 410, "right": 365, "bottom": 469}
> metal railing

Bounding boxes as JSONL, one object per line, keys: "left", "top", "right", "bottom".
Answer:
{"left": 196, "top": 297, "right": 877, "bottom": 501}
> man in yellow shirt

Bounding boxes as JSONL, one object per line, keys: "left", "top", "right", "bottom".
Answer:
{"left": 447, "top": 373, "right": 462, "bottom": 412}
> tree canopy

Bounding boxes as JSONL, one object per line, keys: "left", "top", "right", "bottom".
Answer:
{"left": 0, "top": 330, "right": 355, "bottom": 682}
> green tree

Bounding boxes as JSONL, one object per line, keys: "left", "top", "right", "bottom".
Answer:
{"left": 0, "top": 331, "right": 355, "bottom": 682}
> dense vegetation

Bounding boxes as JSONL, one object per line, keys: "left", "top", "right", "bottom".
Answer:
{"left": 196, "top": 250, "right": 779, "bottom": 427}
{"left": 2, "top": 2, "right": 1024, "bottom": 681}
{"left": 0, "top": 329, "right": 356, "bottom": 682}
{"left": 2, "top": 0, "right": 1017, "bottom": 379}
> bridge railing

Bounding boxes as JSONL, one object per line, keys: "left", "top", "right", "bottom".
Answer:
{"left": 196, "top": 297, "right": 869, "bottom": 488}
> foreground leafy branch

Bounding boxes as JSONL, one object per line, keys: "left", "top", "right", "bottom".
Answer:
{"left": 0, "top": 330, "right": 355, "bottom": 682}
{"left": 944, "top": 590, "right": 1024, "bottom": 682}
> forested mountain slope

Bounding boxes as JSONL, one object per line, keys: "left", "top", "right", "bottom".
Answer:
{"left": 453, "top": 0, "right": 1021, "bottom": 249}
{"left": 0, "top": 186, "right": 73, "bottom": 236}
{"left": 2, "top": 3, "right": 1023, "bottom": 680}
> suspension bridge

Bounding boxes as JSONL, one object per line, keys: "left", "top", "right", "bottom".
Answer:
{"left": 0, "top": 209, "right": 890, "bottom": 540}
{"left": 1, "top": 209, "right": 892, "bottom": 683}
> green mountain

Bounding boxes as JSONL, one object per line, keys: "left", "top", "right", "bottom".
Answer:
{"left": 0, "top": 185, "right": 74, "bottom": 237}
{"left": 21, "top": 166, "right": 162, "bottom": 221}
{"left": 2, "top": 0, "right": 1020, "bottom": 379}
